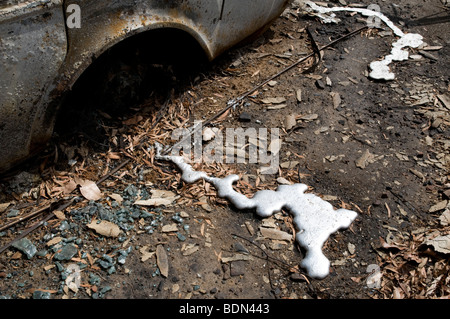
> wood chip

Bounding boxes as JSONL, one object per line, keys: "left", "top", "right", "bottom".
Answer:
{"left": 330, "top": 92, "right": 341, "bottom": 108}
{"left": 156, "top": 245, "right": 169, "bottom": 277}
{"left": 267, "top": 104, "right": 287, "bottom": 110}
{"left": 221, "top": 253, "right": 253, "bottom": 263}
{"left": 300, "top": 113, "right": 318, "bottom": 121}
{"left": 280, "top": 161, "right": 299, "bottom": 169}
{"left": 419, "top": 50, "right": 438, "bottom": 61}
{"left": 245, "top": 221, "right": 255, "bottom": 236}
{"left": 87, "top": 220, "right": 121, "bottom": 237}
{"left": 437, "top": 94, "right": 450, "bottom": 110}
{"left": 276, "top": 177, "right": 292, "bottom": 185}
{"left": 134, "top": 197, "right": 177, "bottom": 206}
{"left": 296, "top": 89, "right": 302, "bottom": 102}
{"left": 261, "top": 97, "right": 286, "bottom": 104}
{"left": 284, "top": 114, "right": 297, "bottom": 130}
{"left": 355, "top": 149, "right": 374, "bottom": 169}
{"left": 182, "top": 244, "right": 199, "bottom": 256}
{"left": 410, "top": 168, "right": 425, "bottom": 182}
{"left": 46, "top": 236, "right": 63, "bottom": 247}
{"left": 161, "top": 223, "right": 178, "bottom": 232}
{"left": 422, "top": 45, "right": 443, "bottom": 51}
{"left": 134, "top": 190, "right": 179, "bottom": 207}
{"left": 259, "top": 227, "right": 292, "bottom": 242}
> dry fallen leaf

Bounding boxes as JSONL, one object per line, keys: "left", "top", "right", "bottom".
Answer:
{"left": 140, "top": 246, "right": 155, "bottom": 262}
{"left": 109, "top": 193, "right": 123, "bottom": 204}
{"left": 439, "top": 209, "right": 450, "bottom": 226}
{"left": 53, "top": 210, "right": 66, "bottom": 220}
{"left": 63, "top": 180, "right": 78, "bottom": 195}
{"left": 79, "top": 180, "right": 103, "bottom": 201}
{"left": 87, "top": 220, "right": 121, "bottom": 237}
{"left": 122, "top": 115, "right": 143, "bottom": 126}
{"left": 425, "top": 234, "right": 450, "bottom": 255}
{"left": 0, "top": 202, "right": 12, "bottom": 213}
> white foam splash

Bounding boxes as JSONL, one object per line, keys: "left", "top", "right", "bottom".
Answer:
{"left": 304, "top": 1, "right": 424, "bottom": 80}
{"left": 155, "top": 143, "right": 357, "bottom": 279}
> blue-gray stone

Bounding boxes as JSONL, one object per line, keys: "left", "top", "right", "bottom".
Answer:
{"left": 59, "top": 220, "right": 70, "bottom": 231}
{"left": 176, "top": 232, "right": 186, "bottom": 241}
{"left": 124, "top": 185, "right": 139, "bottom": 198}
{"left": 6, "top": 209, "right": 19, "bottom": 218}
{"left": 118, "top": 255, "right": 127, "bottom": 265}
{"left": 99, "top": 260, "right": 112, "bottom": 269}
{"left": 140, "top": 211, "right": 152, "bottom": 219}
{"left": 32, "top": 290, "right": 51, "bottom": 299}
{"left": 55, "top": 261, "right": 65, "bottom": 272}
{"left": 11, "top": 238, "right": 37, "bottom": 259}
{"left": 172, "top": 215, "right": 184, "bottom": 223}
{"left": 107, "top": 266, "right": 116, "bottom": 274}
{"left": 53, "top": 244, "right": 78, "bottom": 261}
{"left": 36, "top": 249, "right": 48, "bottom": 257}
{"left": 89, "top": 273, "right": 100, "bottom": 285}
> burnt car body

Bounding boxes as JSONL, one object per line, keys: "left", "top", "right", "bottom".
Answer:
{"left": 0, "top": 0, "right": 289, "bottom": 173}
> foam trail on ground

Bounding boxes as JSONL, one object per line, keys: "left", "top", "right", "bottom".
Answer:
{"left": 155, "top": 143, "right": 357, "bottom": 279}
{"left": 304, "top": 1, "right": 423, "bottom": 80}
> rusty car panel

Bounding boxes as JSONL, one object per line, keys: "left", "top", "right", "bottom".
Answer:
{"left": 0, "top": 0, "right": 290, "bottom": 173}
{"left": 0, "top": 0, "right": 67, "bottom": 173}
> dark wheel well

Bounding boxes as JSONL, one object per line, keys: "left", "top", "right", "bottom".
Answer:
{"left": 54, "top": 27, "right": 208, "bottom": 150}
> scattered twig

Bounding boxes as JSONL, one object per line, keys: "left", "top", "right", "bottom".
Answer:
{"left": 406, "top": 10, "right": 450, "bottom": 26}
{"left": 231, "top": 233, "right": 283, "bottom": 297}
{"left": 304, "top": 26, "right": 322, "bottom": 74}
{"left": 0, "top": 199, "right": 74, "bottom": 255}
{"left": 96, "top": 158, "right": 131, "bottom": 186}
{"left": 0, "top": 201, "right": 54, "bottom": 233}
{"left": 231, "top": 233, "right": 293, "bottom": 270}
{"left": 385, "top": 202, "right": 391, "bottom": 218}
{"left": 149, "top": 89, "right": 174, "bottom": 131}
{"left": 386, "top": 187, "right": 418, "bottom": 215}
{"left": 163, "top": 25, "right": 368, "bottom": 155}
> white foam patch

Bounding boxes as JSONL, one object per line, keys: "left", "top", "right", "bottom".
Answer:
{"left": 155, "top": 143, "right": 357, "bottom": 279}
{"left": 304, "top": 1, "right": 423, "bottom": 80}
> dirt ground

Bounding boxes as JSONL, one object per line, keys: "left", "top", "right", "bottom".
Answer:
{"left": 0, "top": 0, "right": 449, "bottom": 301}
